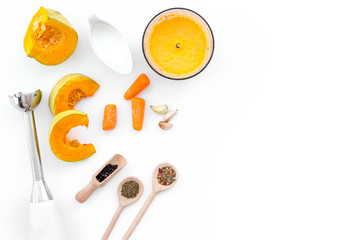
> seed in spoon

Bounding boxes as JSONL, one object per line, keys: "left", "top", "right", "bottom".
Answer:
{"left": 157, "top": 166, "right": 176, "bottom": 186}
{"left": 121, "top": 180, "right": 140, "bottom": 199}
{"left": 96, "top": 164, "right": 118, "bottom": 182}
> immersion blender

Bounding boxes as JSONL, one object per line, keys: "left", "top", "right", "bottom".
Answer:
{"left": 9, "top": 90, "right": 66, "bottom": 240}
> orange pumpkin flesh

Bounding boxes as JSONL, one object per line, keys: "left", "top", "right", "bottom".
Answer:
{"left": 49, "top": 110, "right": 95, "bottom": 162}
{"left": 49, "top": 73, "right": 100, "bottom": 115}
{"left": 24, "top": 7, "right": 78, "bottom": 65}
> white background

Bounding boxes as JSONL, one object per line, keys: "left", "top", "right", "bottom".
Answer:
{"left": 1, "top": 0, "right": 360, "bottom": 239}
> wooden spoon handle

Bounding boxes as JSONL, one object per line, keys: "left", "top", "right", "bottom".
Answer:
{"left": 75, "top": 182, "right": 98, "bottom": 203}
{"left": 101, "top": 205, "right": 124, "bottom": 240}
{"left": 122, "top": 191, "right": 157, "bottom": 240}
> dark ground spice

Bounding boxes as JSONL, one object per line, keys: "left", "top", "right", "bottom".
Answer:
{"left": 121, "top": 180, "right": 140, "bottom": 198}
{"left": 157, "top": 166, "right": 176, "bottom": 186}
{"left": 96, "top": 164, "right": 118, "bottom": 182}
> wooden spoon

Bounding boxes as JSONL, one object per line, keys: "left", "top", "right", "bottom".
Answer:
{"left": 101, "top": 177, "right": 144, "bottom": 240}
{"left": 75, "top": 154, "right": 127, "bottom": 203}
{"left": 122, "top": 163, "right": 178, "bottom": 240}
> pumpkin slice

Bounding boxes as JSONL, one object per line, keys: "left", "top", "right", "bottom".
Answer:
{"left": 49, "top": 73, "right": 100, "bottom": 115}
{"left": 24, "top": 7, "right": 78, "bottom": 65}
{"left": 49, "top": 110, "right": 96, "bottom": 162}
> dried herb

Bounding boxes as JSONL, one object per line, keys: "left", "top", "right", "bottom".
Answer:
{"left": 96, "top": 164, "right": 118, "bottom": 182}
{"left": 157, "top": 166, "right": 176, "bottom": 186}
{"left": 121, "top": 180, "right": 140, "bottom": 199}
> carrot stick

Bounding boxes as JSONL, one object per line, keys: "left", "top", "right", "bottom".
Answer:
{"left": 124, "top": 74, "right": 150, "bottom": 100}
{"left": 131, "top": 97, "right": 145, "bottom": 131}
{"left": 102, "top": 104, "right": 117, "bottom": 130}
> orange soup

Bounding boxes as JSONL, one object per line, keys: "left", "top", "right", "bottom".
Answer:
{"left": 149, "top": 16, "right": 208, "bottom": 75}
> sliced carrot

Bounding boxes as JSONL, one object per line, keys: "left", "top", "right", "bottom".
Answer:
{"left": 102, "top": 104, "right": 117, "bottom": 130}
{"left": 131, "top": 97, "right": 145, "bottom": 131}
{"left": 124, "top": 74, "right": 150, "bottom": 100}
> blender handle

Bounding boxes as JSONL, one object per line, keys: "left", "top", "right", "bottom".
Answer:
{"left": 29, "top": 200, "right": 66, "bottom": 240}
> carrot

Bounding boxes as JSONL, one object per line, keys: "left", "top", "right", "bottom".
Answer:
{"left": 102, "top": 104, "right": 117, "bottom": 130}
{"left": 131, "top": 97, "right": 145, "bottom": 131}
{"left": 124, "top": 74, "right": 150, "bottom": 100}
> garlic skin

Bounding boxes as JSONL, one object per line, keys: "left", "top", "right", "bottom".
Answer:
{"left": 150, "top": 105, "right": 168, "bottom": 114}
{"left": 164, "top": 109, "right": 178, "bottom": 122}
{"left": 159, "top": 121, "right": 173, "bottom": 130}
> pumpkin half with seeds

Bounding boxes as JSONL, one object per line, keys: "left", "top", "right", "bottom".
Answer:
{"left": 24, "top": 7, "right": 78, "bottom": 65}
{"left": 49, "top": 73, "right": 100, "bottom": 115}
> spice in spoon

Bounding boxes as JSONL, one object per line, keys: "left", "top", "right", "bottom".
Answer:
{"left": 96, "top": 164, "right": 118, "bottom": 182}
{"left": 121, "top": 180, "right": 140, "bottom": 199}
{"left": 157, "top": 166, "right": 176, "bottom": 186}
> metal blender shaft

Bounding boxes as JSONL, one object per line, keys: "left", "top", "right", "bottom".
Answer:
{"left": 23, "top": 111, "right": 53, "bottom": 203}
{"left": 24, "top": 111, "right": 44, "bottom": 181}
{"left": 9, "top": 90, "right": 53, "bottom": 203}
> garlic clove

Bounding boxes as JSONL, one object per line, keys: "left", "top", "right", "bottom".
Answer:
{"left": 150, "top": 105, "right": 168, "bottom": 114}
{"left": 164, "top": 109, "right": 178, "bottom": 122}
{"left": 159, "top": 121, "right": 173, "bottom": 130}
